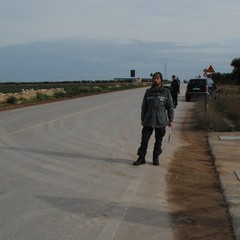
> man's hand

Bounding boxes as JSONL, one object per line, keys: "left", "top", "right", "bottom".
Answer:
{"left": 168, "top": 122, "right": 173, "bottom": 127}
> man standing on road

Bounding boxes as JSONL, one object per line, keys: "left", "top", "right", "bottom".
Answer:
{"left": 170, "top": 75, "right": 180, "bottom": 108}
{"left": 133, "top": 72, "right": 174, "bottom": 166}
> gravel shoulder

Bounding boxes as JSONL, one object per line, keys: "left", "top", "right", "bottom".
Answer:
{"left": 167, "top": 106, "right": 235, "bottom": 240}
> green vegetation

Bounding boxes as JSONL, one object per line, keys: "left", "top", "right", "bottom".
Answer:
{"left": 35, "top": 93, "right": 52, "bottom": 102}
{"left": 0, "top": 81, "right": 152, "bottom": 109}
{"left": 211, "top": 57, "right": 240, "bottom": 85}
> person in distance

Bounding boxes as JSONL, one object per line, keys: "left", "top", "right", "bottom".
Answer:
{"left": 170, "top": 75, "right": 180, "bottom": 108}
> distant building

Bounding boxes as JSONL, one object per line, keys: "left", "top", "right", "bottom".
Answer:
{"left": 114, "top": 78, "right": 142, "bottom": 83}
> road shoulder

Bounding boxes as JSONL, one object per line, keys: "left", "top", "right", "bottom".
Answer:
{"left": 208, "top": 132, "right": 240, "bottom": 240}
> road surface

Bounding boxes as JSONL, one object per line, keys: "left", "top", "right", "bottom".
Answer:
{"left": 0, "top": 85, "right": 190, "bottom": 240}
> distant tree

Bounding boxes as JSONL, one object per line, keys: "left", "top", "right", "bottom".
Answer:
{"left": 211, "top": 72, "right": 233, "bottom": 84}
{"left": 211, "top": 72, "right": 221, "bottom": 84}
{"left": 231, "top": 58, "right": 240, "bottom": 84}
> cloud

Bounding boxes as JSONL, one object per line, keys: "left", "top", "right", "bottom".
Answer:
{"left": 0, "top": 0, "right": 240, "bottom": 45}
{"left": 0, "top": 38, "right": 237, "bottom": 82}
{"left": 0, "top": 0, "right": 239, "bottom": 81}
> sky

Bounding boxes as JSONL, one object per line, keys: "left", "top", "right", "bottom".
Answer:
{"left": 0, "top": 0, "right": 240, "bottom": 82}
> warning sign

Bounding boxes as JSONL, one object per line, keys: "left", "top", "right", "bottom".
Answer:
{"left": 207, "top": 65, "right": 215, "bottom": 73}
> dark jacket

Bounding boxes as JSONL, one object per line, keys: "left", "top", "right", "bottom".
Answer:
{"left": 171, "top": 79, "right": 180, "bottom": 93}
{"left": 141, "top": 85, "right": 174, "bottom": 128}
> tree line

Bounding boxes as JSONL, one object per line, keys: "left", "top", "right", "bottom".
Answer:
{"left": 211, "top": 58, "right": 240, "bottom": 84}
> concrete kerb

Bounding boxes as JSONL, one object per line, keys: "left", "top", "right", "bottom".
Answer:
{"left": 208, "top": 132, "right": 240, "bottom": 240}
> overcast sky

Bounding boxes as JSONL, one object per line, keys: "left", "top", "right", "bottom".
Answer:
{"left": 0, "top": 0, "right": 240, "bottom": 82}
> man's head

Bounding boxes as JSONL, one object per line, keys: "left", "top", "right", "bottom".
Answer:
{"left": 152, "top": 72, "right": 163, "bottom": 86}
{"left": 172, "top": 75, "right": 176, "bottom": 80}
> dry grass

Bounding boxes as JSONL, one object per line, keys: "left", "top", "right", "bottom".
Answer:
{"left": 212, "top": 97, "right": 240, "bottom": 121}
{"left": 217, "top": 84, "right": 240, "bottom": 96}
{"left": 195, "top": 84, "right": 240, "bottom": 132}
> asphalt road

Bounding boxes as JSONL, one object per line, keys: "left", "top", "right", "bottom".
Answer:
{"left": 0, "top": 85, "right": 191, "bottom": 240}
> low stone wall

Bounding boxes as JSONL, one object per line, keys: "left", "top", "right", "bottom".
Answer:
{"left": 0, "top": 88, "right": 65, "bottom": 103}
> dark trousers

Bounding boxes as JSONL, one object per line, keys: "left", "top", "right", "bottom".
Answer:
{"left": 172, "top": 92, "right": 178, "bottom": 106}
{"left": 137, "top": 126, "right": 166, "bottom": 158}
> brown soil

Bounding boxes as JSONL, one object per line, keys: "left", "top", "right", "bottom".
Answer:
{"left": 167, "top": 108, "right": 235, "bottom": 240}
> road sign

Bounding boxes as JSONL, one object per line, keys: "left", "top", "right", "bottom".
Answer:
{"left": 207, "top": 65, "right": 215, "bottom": 73}
{"left": 130, "top": 70, "right": 135, "bottom": 77}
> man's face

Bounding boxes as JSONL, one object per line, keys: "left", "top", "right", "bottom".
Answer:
{"left": 153, "top": 76, "right": 161, "bottom": 86}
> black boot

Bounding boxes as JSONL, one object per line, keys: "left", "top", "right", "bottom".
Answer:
{"left": 133, "top": 156, "right": 145, "bottom": 166}
{"left": 153, "top": 156, "right": 159, "bottom": 166}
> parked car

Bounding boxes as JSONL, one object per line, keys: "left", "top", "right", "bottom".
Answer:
{"left": 185, "top": 78, "right": 217, "bottom": 101}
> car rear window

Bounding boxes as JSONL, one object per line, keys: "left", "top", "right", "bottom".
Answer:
{"left": 188, "top": 79, "right": 206, "bottom": 85}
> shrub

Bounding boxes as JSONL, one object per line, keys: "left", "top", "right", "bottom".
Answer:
{"left": 64, "top": 86, "right": 82, "bottom": 96}
{"left": 35, "top": 93, "right": 51, "bottom": 101}
{"left": 80, "top": 88, "right": 90, "bottom": 93}
{"left": 92, "top": 86, "right": 103, "bottom": 92}
{"left": 53, "top": 91, "right": 66, "bottom": 98}
{"left": 6, "top": 96, "right": 17, "bottom": 104}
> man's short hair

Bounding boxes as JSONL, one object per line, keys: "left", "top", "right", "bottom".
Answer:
{"left": 153, "top": 72, "right": 163, "bottom": 80}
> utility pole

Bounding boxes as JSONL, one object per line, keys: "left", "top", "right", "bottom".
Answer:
{"left": 164, "top": 63, "right": 167, "bottom": 80}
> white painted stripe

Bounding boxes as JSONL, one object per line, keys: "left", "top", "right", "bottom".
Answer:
{"left": 97, "top": 167, "right": 147, "bottom": 240}
{"left": 219, "top": 136, "right": 240, "bottom": 140}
